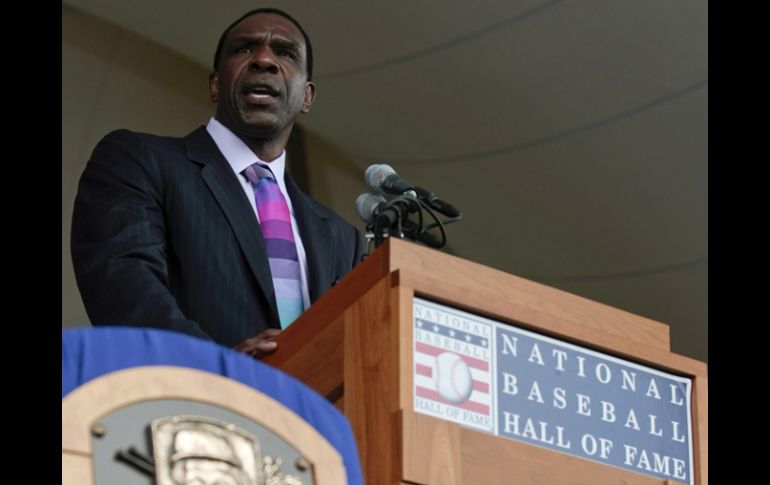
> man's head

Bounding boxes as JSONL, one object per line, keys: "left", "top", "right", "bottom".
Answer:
{"left": 209, "top": 9, "right": 316, "bottom": 154}
{"left": 213, "top": 8, "right": 313, "bottom": 81}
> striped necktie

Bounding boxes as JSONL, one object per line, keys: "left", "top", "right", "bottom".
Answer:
{"left": 243, "top": 163, "right": 304, "bottom": 328}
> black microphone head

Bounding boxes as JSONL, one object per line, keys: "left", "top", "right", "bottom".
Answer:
{"left": 355, "top": 193, "right": 387, "bottom": 223}
{"left": 364, "top": 163, "right": 397, "bottom": 194}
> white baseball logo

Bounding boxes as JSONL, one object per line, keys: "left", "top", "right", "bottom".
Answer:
{"left": 435, "top": 352, "right": 473, "bottom": 403}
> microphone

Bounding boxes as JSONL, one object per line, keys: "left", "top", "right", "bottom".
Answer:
{"left": 364, "top": 163, "right": 462, "bottom": 218}
{"left": 356, "top": 193, "right": 441, "bottom": 247}
{"left": 355, "top": 193, "right": 386, "bottom": 224}
{"left": 413, "top": 187, "right": 462, "bottom": 218}
{"left": 355, "top": 193, "right": 400, "bottom": 227}
{"left": 364, "top": 164, "right": 417, "bottom": 199}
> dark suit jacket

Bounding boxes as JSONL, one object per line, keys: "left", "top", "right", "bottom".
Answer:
{"left": 71, "top": 127, "right": 364, "bottom": 347}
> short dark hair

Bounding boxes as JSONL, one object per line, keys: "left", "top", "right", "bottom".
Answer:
{"left": 213, "top": 8, "right": 314, "bottom": 81}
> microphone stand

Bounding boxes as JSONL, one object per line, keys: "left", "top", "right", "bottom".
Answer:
{"left": 372, "top": 195, "right": 415, "bottom": 247}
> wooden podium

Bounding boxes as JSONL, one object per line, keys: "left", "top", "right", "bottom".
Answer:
{"left": 263, "top": 238, "right": 707, "bottom": 485}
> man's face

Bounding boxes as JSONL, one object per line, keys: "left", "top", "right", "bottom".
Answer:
{"left": 210, "top": 13, "right": 315, "bottom": 143}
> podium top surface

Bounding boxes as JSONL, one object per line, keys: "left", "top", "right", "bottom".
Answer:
{"left": 379, "top": 239, "right": 670, "bottom": 344}
{"left": 270, "top": 238, "right": 705, "bottom": 377}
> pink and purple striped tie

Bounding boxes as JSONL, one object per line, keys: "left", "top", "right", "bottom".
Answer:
{"left": 244, "top": 163, "right": 304, "bottom": 328}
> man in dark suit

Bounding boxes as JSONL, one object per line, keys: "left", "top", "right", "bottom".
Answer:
{"left": 71, "top": 8, "right": 364, "bottom": 358}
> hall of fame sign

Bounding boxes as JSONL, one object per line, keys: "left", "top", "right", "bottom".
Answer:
{"left": 412, "top": 298, "right": 694, "bottom": 485}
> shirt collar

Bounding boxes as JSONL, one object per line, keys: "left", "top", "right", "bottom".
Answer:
{"left": 206, "top": 117, "right": 286, "bottom": 181}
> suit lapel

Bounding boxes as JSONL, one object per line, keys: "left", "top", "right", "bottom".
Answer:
{"left": 285, "top": 174, "right": 334, "bottom": 303}
{"left": 184, "top": 127, "right": 280, "bottom": 325}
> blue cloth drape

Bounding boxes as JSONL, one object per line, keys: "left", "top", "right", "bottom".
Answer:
{"left": 62, "top": 327, "right": 363, "bottom": 485}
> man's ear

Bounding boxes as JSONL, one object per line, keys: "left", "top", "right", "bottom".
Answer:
{"left": 209, "top": 72, "right": 219, "bottom": 103}
{"left": 301, "top": 82, "right": 316, "bottom": 113}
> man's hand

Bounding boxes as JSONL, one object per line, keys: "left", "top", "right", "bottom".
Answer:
{"left": 234, "top": 329, "right": 281, "bottom": 358}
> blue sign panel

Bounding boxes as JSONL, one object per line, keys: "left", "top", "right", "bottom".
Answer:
{"left": 413, "top": 298, "right": 693, "bottom": 484}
